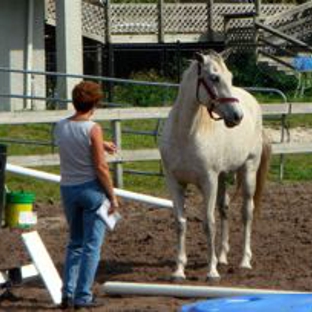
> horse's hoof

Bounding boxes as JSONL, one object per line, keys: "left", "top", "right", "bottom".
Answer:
{"left": 218, "top": 257, "right": 228, "bottom": 266}
{"left": 240, "top": 261, "right": 252, "bottom": 270}
{"left": 206, "top": 272, "right": 221, "bottom": 281}
{"left": 171, "top": 272, "right": 186, "bottom": 282}
{"left": 171, "top": 276, "right": 186, "bottom": 282}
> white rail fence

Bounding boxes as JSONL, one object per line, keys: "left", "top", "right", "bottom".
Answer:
{"left": 3, "top": 104, "right": 312, "bottom": 171}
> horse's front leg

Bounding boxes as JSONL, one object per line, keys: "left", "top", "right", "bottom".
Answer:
{"left": 240, "top": 163, "right": 257, "bottom": 269}
{"left": 217, "top": 173, "right": 230, "bottom": 265}
{"left": 167, "top": 176, "right": 187, "bottom": 280}
{"left": 202, "top": 173, "right": 220, "bottom": 280}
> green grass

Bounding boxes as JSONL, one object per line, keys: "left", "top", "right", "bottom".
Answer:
{"left": 270, "top": 154, "right": 312, "bottom": 181}
{"left": 4, "top": 126, "right": 312, "bottom": 204}
{"left": 0, "top": 124, "right": 54, "bottom": 155}
{"left": 1, "top": 103, "right": 312, "bottom": 203}
{"left": 123, "top": 161, "right": 167, "bottom": 197}
{"left": 287, "top": 115, "right": 312, "bottom": 128}
{"left": 6, "top": 167, "right": 61, "bottom": 203}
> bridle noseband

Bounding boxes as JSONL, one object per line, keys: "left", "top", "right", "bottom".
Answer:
{"left": 196, "top": 63, "right": 239, "bottom": 120}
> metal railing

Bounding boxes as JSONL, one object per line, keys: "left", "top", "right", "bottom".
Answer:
{"left": 1, "top": 67, "right": 310, "bottom": 185}
{"left": 0, "top": 67, "right": 178, "bottom": 187}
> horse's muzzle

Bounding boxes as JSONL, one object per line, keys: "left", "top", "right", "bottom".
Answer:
{"left": 224, "top": 110, "right": 243, "bottom": 128}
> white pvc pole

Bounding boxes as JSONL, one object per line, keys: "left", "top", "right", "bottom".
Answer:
{"left": 6, "top": 163, "right": 173, "bottom": 208}
{"left": 0, "top": 264, "right": 39, "bottom": 285}
{"left": 103, "top": 282, "right": 308, "bottom": 298}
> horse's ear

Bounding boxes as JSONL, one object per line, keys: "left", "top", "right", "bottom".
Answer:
{"left": 207, "top": 49, "right": 219, "bottom": 57}
{"left": 220, "top": 48, "right": 233, "bottom": 61}
{"left": 194, "top": 52, "right": 205, "bottom": 64}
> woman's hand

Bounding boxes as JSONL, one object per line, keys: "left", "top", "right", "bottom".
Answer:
{"left": 104, "top": 141, "right": 117, "bottom": 154}
{"left": 108, "top": 196, "right": 119, "bottom": 215}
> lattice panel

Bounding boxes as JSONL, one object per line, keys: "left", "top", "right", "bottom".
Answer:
{"left": 224, "top": 4, "right": 294, "bottom": 48}
{"left": 226, "top": 18, "right": 253, "bottom": 31}
{"left": 46, "top": 0, "right": 297, "bottom": 42}
{"left": 165, "top": 4, "right": 207, "bottom": 33}
{"left": 265, "top": 7, "right": 312, "bottom": 28}
{"left": 46, "top": 0, "right": 55, "bottom": 20}
{"left": 226, "top": 28, "right": 255, "bottom": 52}
{"left": 261, "top": 4, "right": 293, "bottom": 17}
{"left": 111, "top": 4, "right": 158, "bottom": 34}
{"left": 46, "top": 0, "right": 106, "bottom": 38}
{"left": 227, "top": 27, "right": 254, "bottom": 41}
{"left": 213, "top": 4, "right": 254, "bottom": 32}
{"left": 83, "top": 2, "right": 105, "bottom": 37}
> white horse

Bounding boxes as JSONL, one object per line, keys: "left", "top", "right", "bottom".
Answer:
{"left": 160, "top": 50, "right": 271, "bottom": 280}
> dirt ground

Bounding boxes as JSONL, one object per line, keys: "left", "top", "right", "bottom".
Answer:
{"left": 1, "top": 181, "right": 312, "bottom": 311}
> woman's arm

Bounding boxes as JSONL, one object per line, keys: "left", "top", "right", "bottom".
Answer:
{"left": 90, "top": 124, "right": 119, "bottom": 212}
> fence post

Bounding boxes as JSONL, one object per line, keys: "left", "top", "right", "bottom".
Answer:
{"left": 96, "top": 44, "right": 103, "bottom": 81}
{"left": 107, "top": 43, "right": 115, "bottom": 102}
{"left": 112, "top": 120, "right": 123, "bottom": 188}
{"left": 224, "top": 16, "right": 230, "bottom": 48}
{"left": 0, "top": 144, "right": 7, "bottom": 227}
{"left": 158, "top": 0, "right": 164, "bottom": 43}
{"left": 254, "top": 0, "right": 262, "bottom": 60}
{"left": 255, "top": 0, "right": 262, "bottom": 17}
{"left": 105, "top": 0, "right": 111, "bottom": 44}
{"left": 207, "top": 0, "right": 214, "bottom": 41}
{"left": 279, "top": 114, "right": 287, "bottom": 181}
{"left": 176, "top": 40, "right": 181, "bottom": 83}
{"left": 104, "top": 0, "right": 115, "bottom": 102}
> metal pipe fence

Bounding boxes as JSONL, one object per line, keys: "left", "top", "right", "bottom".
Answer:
{"left": 0, "top": 67, "right": 303, "bottom": 185}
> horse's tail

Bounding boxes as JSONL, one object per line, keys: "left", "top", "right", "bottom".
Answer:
{"left": 254, "top": 131, "right": 272, "bottom": 217}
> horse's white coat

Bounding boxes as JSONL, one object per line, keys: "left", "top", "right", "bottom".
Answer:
{"left": 160, "top": 52, "right": 270, "bottom": 280}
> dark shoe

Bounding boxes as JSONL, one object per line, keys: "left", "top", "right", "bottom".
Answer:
{"left": 74, "top": 297, "right": 105, "bottom": 310}
{"left": 58, "top": 296, "right": 73, "bottom": 310}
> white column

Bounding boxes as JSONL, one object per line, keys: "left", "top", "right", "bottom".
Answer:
{"left": 0, "top": 0, "right": 45, "bottom": 111}
{"left": 25, "top": 0, "right": 34, "bottom": 110}
{"left": 56, "top": 0, "right": 83, "bottom": 109}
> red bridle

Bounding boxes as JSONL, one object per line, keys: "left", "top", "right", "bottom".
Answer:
{"left": 196, "top": 63, "right": 239, "bottom": 120}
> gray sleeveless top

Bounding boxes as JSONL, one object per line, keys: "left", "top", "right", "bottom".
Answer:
{"left": 54, "top": 118, "right": 97, "bottom": 185}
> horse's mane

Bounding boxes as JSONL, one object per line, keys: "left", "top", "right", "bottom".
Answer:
{"left": 173, "top": 60, "right": 197, "bottom": 108}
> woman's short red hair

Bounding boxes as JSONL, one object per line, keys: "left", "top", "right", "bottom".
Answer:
{"left": 72, "top": 81, "right": 104, "bottom": 112}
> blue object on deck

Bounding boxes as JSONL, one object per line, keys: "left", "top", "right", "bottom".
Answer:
{"left": 181, "top": 294, "right": 312, "bottom": 312}
{"left": 293, "top": 56, "right": 312, "bottom": 71}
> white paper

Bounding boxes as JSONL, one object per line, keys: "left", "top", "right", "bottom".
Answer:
{"left": 96, "top": 198, "right": 121, "bottom": 231}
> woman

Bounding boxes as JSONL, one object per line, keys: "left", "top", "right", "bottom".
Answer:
{"left": 54, "top": 81, "right": 118, "bottom": 309}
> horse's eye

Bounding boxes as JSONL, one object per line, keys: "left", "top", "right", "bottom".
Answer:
{"left": 210, "top": 74, "right": 220, "bottom": 83}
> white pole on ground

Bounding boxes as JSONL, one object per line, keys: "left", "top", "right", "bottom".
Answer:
{"left": 6, "top": 163, "right": 173, "bottom": 208}
{"left": 103, "top": 282, "right": 309, "bottom": 298}
{"left": 0, "top": 264, "right": 39, "bottom": 285}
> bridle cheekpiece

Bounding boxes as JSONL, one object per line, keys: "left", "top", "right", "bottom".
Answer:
{"left": 196, "top": 62, "right": 239, "bottom": 120}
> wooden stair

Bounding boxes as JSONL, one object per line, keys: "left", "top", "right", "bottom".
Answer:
{"left": 256, "top": 1, "right": 312, "bottom": 81}
{"left": 225, "top": 1, "right": 312, "bottom": 88}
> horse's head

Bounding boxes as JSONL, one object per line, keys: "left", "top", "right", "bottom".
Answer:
{"left": 194, "top": 50, "right": 243, "bottom": 128}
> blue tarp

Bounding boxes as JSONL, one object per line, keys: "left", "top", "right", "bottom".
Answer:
{"left": 181, "top": 294, "right": 312, "bottom": 312}
{"left": 293, "top": 56, "right": 312, "bottom": 71}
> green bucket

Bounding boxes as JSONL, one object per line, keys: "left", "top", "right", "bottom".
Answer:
{"left": 5, "top": 192, "right": 36, "bottom": 228}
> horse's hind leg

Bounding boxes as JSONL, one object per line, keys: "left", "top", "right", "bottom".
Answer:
{"left": 217, "top": 173, "right": 230, "bottom": 265}
{"left": 240, "top": 161, "right": 257, "bottom": 269}
{"left": 167, "top": 176, "right": 187, "bottom": 280}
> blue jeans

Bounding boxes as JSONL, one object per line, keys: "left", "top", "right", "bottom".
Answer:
{"left": 60, "top": 179, "right": 107, "bottom": 305}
